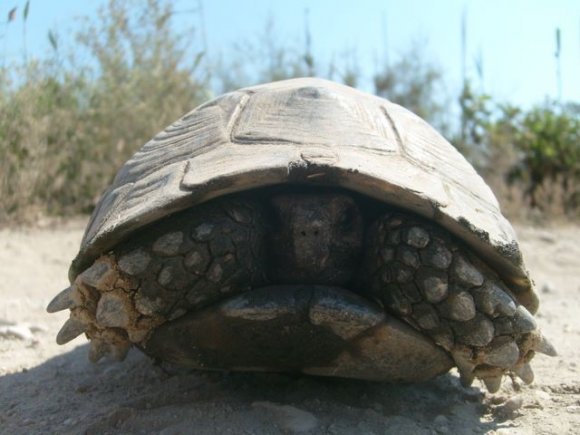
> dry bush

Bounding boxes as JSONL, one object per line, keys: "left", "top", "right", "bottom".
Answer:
{"left": 0, "top": 0, "right": 207, "bottom": 223}
{"left": 0, "top": 61, "right": 86, "bottom": 221}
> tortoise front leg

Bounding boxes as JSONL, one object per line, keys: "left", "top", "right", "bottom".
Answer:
{"left": 360, "top": 210, "right": 556, "bottom": 392}
{"left": 48, "top": 198, "right": 268, "bottom": 362}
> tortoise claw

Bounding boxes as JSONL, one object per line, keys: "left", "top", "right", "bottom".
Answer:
{"left": 88, "top": 339, "right": 108, "bottom": 363}
{"left": 452, "top": 349, "right": 475, "bottom": 387}
{"left": 483, "top": 375, "right": 502, "bottom": 393}
{"left": 515, "top": 363, "right": 534, "bottom": 384}
{"left": 56, "top": 318, "right": 86, "bottom": 345}
{"left": 459, "top": 370, "right": 475, "bottom": 387}
{"left": 47, "top": 286, "right": 75, "bottom": 313}
{"left": 111, "top": 342, "right": 131, "bottom": 361}
{"left": 534, "top": 334, "right": 557, "bottom": 357}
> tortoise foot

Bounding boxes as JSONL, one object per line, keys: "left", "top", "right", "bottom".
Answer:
{"left": 364, "top": 212, "right": 556, "bottom": 391}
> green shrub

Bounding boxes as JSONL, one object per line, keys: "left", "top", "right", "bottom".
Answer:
{"left": 508, "top": 104, "right": 580, "bottom": 213}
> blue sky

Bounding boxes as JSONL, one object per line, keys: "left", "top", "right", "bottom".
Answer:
{"left": 1, "top": 0, "right": 579, "bottom": 106}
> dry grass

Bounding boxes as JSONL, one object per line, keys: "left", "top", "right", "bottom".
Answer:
{"left": 0, "top": 0, "right": 207, "bottom": 223}
{"left": 0, "top": 0, "right": 577, "bottom": 225}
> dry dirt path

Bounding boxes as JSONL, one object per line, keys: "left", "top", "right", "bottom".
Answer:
{"left": 0, "top": 221, "right": 579, "bottom": 434}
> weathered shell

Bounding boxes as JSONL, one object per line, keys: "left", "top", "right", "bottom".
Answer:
{"left": 70, "top": 78, "right": 537, "bottom": 312}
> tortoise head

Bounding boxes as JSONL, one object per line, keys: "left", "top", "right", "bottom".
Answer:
{"left": 267, "top": 192, "right": 364, "bottom": 286}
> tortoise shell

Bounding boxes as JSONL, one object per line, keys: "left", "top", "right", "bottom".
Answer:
{"left": 70, "top": 78, "right": 537, "bottom": 312}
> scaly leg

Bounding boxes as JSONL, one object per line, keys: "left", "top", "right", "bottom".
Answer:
{"left": 48, "top": 198, "right": 267, "bottom": 361}
{"left": 361, "top": 210, "right": 556, "bottom": 392}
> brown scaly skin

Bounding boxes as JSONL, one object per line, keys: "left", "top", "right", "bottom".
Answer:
{"left": 360, "top": 212, "right": 555, "bottom": 391}
{"left": 49, "top": 188, "right": 556, "bottom": 391}
{"left": 51, "top": 197, "right": 268, "bottom": 360}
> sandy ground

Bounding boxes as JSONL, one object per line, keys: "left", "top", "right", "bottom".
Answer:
{"left": 0, "top": 220, "right": 579, "bottom": 434}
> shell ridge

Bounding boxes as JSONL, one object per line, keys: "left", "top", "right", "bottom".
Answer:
{"left": 226, "top": 93, "right": 251, "bottom": 141}
{"left": 386, "top": 104, "right": 499, "bottom": 214}
{"left": 381, "top": 105, "right": 405, "bottom": 151}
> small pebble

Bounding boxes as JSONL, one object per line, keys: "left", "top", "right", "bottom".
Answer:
{"left": 534, "top": 390, "right": 551, "bottom": 402}
{"left": 490, "top": 395, "right": 507, "bottom": 405}
{"left": 0, "top": 325, "right": 35, "bottom": 341}
{"left": 433, "top": 414, "right": 450, "bottom": 434}
{"left": 502, "top": 395, "right": 523, "bottom": 413}
{"left": 252, "top": 402, "right": 318, "bottom": 433}
{"left": 28, "top": 324, "right": 48, "bottom": 333}
{"left": 384, "top": 416, "right": 430, "bottom": 434}
{"left": 63, "top": 418, "right": 76, "bottom": 426}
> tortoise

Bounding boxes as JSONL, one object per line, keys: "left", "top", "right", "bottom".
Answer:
{"left": 48, "top": 78, "right": 555, "bottom": 392}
